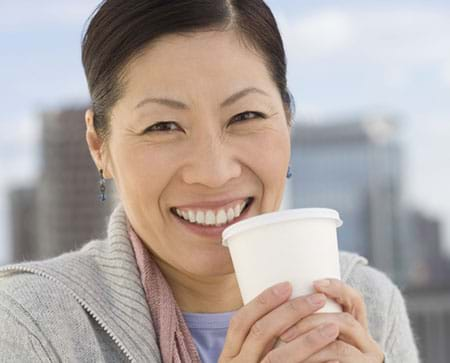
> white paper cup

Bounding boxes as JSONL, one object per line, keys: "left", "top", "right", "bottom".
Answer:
{"left": 222, "top": 208, "right": 343, "bottom": 313}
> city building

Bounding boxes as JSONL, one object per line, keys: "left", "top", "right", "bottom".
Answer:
{"left": 290, "top": 116, "right": 404, "bottom": 281}
{"left": 405, "top": 287, "right": 450, "bottom": 363}
{"left": 8, "top": 186, "right": 37, "bottom": 262}
{"left": 402, "top": 209, "right": 450, "bottom": 287}
{"left": 9, "top": 107, "right": 115, "bottom": 262}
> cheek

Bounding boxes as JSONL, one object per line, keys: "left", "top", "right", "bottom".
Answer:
{"left": 239, "top": 128, "right": 290, "bottom": 176}
{"left": 238, "top": 129, "right": 290, "bottom": 210}
{"left": 111, "top": 141, "right": 177, "bottom": 207}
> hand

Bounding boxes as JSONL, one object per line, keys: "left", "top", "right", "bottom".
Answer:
{"left": 273, "top": 279, "right": 384, "bottom": 363}
{"left": 218, "top": 281, "right": 340, "bottom": 363}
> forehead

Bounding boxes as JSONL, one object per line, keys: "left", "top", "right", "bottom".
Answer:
{"left": 121, "top": 30, "right": 278, "bottom": 101}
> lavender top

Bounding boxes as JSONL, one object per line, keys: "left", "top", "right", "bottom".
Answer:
{"left": 183, "top": 311, "right": 236, "bottom": 363}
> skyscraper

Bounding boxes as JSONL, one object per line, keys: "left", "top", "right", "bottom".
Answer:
{"left": 403, "top": 210, "right": 449, "bottom": 287}
{"left": 290, "top": 116, "right": 404, "bottom": 281}
{"left": 8, "top": 186, "right": 37, "bottom": 262}
{"left": 26, "top": 107, "right": 115, "bottom": 260}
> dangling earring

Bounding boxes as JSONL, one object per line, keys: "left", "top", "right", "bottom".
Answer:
{"left": 99, "top": 169, "right": 106, "bottom": 202}
{"left": 287, "top": 166, "right": 293, "bottom": 179}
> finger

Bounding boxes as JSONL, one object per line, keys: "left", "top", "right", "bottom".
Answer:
{"left": 313, "top": 278, "right": 368, "bottom": 330}
{"left": 280, "top": 312, "right": 375, "bottom": 354}
{"left": 220, "top": 281, "right": 292, "bottom": 359}
{"left": 261, "top": 323, "right": 339, "bottom": 363}
{"left": 303, "top": 340, "right": 366, "bottom": 363}
{"left": 239, "top": 292, "right": 327, "bottom": 359}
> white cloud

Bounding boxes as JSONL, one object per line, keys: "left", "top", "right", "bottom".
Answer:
{"left": 0, "top": 114, "right": 40, "bottom": 185}
{"left": 0, "top": 1, "right": 100, "bottom": 30}
{"left": 382, "top": 66, "right": 411, "bottom": 88}
{"left": 279, "top": 10, "right": 354, "bottom": 59}
{"left": 355, "top": 9, "right": 450, "bottom": 66}
{"left": 442, "top": 61, "right": 450, "bottom": 88}
{"left": 0, "top": 114, "right": 40, "bottom": 148}
{"left": 279, "top": 6, "right": 450, "bottom": 68}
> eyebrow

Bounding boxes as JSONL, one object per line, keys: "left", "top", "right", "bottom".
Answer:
{"left": 134, "top": 87, "right": 270, "bottom": 110}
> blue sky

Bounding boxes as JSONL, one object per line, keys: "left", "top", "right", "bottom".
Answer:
{"left": 1, "top": 0, "right": 450, "bottom": 263}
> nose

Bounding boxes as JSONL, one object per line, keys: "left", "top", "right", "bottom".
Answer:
{"left": 181, "top": 133, "right": 242, "bottom": 188}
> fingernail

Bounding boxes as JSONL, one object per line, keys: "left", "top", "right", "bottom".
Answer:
{"left": 280, "top": 326, "right": 297, "bottom": 342}
{"left": 307, "top": 293, "right": 326, "bottom": 306}
{"left": 319, "top": 323, "right": 338, "bottom": 339}
{"left": 314, "top": 279, "right": 331, "bottom": 287}
{"left": 273, "top": 281, "right": 291, "bottom": 296}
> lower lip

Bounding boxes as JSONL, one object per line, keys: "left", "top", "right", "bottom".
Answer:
{"left": 171, "top": 200, "right": 253, "bottom": 238}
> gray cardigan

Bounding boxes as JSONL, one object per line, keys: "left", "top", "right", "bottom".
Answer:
{"left": 0, "top": 206, "right": 419, "bottom": 362}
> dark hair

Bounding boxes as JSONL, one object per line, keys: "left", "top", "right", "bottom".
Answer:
{"left": 82, "top": 0, "right": 294, "bottom": 140}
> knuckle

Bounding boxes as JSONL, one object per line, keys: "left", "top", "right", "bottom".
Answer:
{"left": 249, "top": 320, "right": 265, "bottom": 339}
{"left": 286, "top": 299, "right": 301, "bottom": 312}
{"left": 338, "top": 281, "right": 346, "bottom": 295}
{"left": 263, "top": 351, "right": 282, "bottom": 363}
{"left": 328, "top": 278, "right": 340, "bottom": 287}
{"left": 304, "top": 329, "right": 321, "bottom": 347}
{"left": 332, "top": 340, "right": 351, "bottom": 357}
{"left": 342, "top": 312, "right": 356, "bottom": 326}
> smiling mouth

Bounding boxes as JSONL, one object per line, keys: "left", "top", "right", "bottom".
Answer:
{"left": 170, "top": 197, "right": 254, "bottom": 227}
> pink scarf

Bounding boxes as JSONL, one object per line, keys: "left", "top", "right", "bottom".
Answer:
{"left": 128, "top": 223, "right": 201, "bottom": 363}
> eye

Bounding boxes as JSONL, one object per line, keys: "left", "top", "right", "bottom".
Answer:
{"left": 231, "top": 111, "right": 266, "bottom": 123}
{"left": 143, "top": 121, "right": 182, "bottom": 133}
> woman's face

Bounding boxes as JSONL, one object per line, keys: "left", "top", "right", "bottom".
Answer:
{"left": 97, "top": 30, "right": 291, "bottom": 276}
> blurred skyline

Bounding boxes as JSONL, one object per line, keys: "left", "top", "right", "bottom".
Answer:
{"left": 1, "top": 0, "right": 450, "bottom": 263}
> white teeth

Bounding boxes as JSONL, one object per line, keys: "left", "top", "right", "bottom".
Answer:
{"left": 233, "top": 205, "right": 240, "bottom": 216}
{"left": 205, "top": 210, "right": 215, "bottom": 225}
{"left": 216, "top": 210, "right": 227, "bottom": 225}
{"left": 188, "top": 210, "right": 196, "bottom": 223}
{"left": 227, "top": 208, "right": 235, "bottom": 222}
{"left": 174, "top": 198, "right": 251, "bottom": 226}
{"left": 196, "top": 211, "right": 205, "bottom": 224}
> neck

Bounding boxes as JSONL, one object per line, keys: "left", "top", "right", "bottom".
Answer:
{"left": 154, "top": 257, "right": 243, "bottom": 313}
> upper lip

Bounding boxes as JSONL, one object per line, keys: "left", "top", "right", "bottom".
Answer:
{"left": 172, "top": 196, "right": 252, "bottom": 210}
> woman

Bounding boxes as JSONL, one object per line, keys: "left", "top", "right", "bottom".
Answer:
{"left": 0, "top": 1, "right": 418, "bottom": 362}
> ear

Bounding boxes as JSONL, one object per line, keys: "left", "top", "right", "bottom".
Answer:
{"left": 85, "top": 109, "right": 112, "bottom": 178}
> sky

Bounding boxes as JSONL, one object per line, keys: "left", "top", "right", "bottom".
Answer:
{"left": 0, "top": 0, "right": 449, "bottom": 263}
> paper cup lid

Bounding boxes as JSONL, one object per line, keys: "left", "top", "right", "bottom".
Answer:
{"left": 222, "top": 208, "right": 342, "bottom": 247}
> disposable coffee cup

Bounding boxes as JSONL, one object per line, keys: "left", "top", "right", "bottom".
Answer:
{"left": 222, "top": 208, "right": 343, "bottom": 313}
